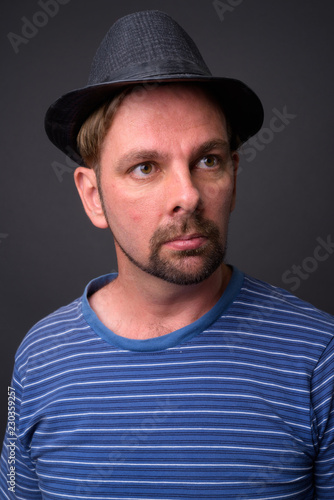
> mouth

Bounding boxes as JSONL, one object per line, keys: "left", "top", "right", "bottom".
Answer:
{"left": 163, "top": 233, "right": 208, "bottom": 251}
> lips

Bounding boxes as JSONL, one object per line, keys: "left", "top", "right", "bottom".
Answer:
{"left": 163, "top": 234, "right": 207, "bottom": 251}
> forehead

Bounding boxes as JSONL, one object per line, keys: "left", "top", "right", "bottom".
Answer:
{"left": 120, "top": 83, "right": 226, "bottom": 126}
{"left": 100, "top": 84, "right": 229, "bottom": 161}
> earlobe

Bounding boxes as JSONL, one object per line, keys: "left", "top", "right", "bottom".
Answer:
{"left": 74, "top": 167, "right": 108, "bottom": 229}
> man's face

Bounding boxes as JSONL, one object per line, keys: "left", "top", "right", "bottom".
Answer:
{"left": 96, "top": 84, "right": 238, "bottom": 285}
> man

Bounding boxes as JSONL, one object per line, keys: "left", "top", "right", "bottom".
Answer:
{"left": 1, "top": 10, "right": 333, "bottom": 500}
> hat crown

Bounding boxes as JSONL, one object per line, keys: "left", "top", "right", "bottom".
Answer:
{"left": 88, "top": 10, "right": 211, "bottom": 85}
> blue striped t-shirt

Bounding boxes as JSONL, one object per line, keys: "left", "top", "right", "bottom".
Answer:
{"left": 1, "top": 267, "right": 334, "bottom": 499}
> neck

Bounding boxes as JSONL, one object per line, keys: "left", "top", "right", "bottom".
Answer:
{"left": 89, "top": 259, "right": 232, "bottom": 340}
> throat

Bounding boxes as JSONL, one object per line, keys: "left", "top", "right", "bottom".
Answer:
{"left": 88, "top": 264, "right": 231, "bottom": 340}
{"left": 118, "top": 322, "right": 174, "bottom": 340}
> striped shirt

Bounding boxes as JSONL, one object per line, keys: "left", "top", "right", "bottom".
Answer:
{"left": 1, "top": 267, "right": 333, "bottom": 499}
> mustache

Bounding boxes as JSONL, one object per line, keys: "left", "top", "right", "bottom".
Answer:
{"left": 149, "top": 214, "right": 221, "bottom": 250}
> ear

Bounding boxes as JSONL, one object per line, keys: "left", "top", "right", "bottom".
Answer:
{"left": 230, "top": 151, "right": 239, "bottom": 212}
{"left": 74, "top": 167, "right": 108, "bottom": 229}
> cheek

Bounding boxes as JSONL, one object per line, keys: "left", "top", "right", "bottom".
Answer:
{"left": 129, "top": 211, "right": 142, "bottom": 224}
{"left": 201, "top": 180, "right": 235, "bottom": 214}
{"left": 126, "top": 199, "right": 156, "bottom": 224}
{"left": 109, "top": 197, "right": 159, "bottom": 236}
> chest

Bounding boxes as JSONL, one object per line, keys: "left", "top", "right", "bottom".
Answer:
{"left": 25, "top": 346, "right": 316, "bottom": 499}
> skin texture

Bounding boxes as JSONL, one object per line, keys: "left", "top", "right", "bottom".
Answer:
{"left": 74, "top": 84, "right": 239, "bottom": 339}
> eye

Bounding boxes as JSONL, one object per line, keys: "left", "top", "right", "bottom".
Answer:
{"left": 198, "top": 155, "right": 219, "bottom": 169}
{"left": 131, "top": 163, "right": 155, "bottom": 178}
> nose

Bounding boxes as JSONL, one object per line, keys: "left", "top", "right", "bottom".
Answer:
{"left": 166, "top": 165, "right": 201, "bottom": 216}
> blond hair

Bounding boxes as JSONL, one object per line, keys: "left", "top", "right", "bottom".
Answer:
{"left": 77, "top": 87, "right": 131, "bottom": 177}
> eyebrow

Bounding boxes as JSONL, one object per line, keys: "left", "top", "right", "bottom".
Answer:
{"left": 193, "top": 139, "right": 230, "bottom": 160}
{"left": 114, "top": 150, "right": 167, "bottom": 172}
{"left": 114, "top": 138, "right": 230, "bottom": 172}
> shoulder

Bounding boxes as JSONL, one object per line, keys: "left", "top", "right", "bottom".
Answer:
{"left": 13, "top": 273, "right": 118, "bottom": 378}
{"left": 14, "top": 297, "right": 87, "bottom": 376}
{"left": 232, "top": 272, "right": 334, "bottom": 346}
{"left": 241, "top": 273, "right": 333, "bottom": 319}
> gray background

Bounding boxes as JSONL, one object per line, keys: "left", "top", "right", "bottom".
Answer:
{"left": 1, "top": 0, "right": 333, "bottom": 437}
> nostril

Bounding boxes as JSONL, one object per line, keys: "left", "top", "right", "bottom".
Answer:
{"left": 173, "top": 206, "right": 182, "bottom": 213}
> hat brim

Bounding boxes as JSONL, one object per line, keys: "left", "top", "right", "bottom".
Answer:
{"left": 45, "top": 75, "right": 264, "bottom": 164}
